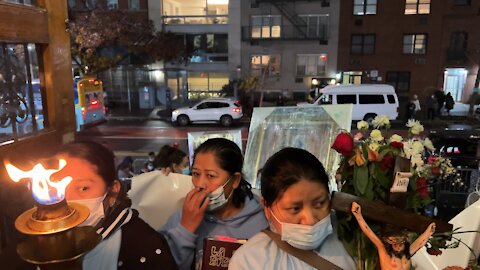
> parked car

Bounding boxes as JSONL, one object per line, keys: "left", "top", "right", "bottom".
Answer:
{"left": 297, "top": 84, "right": 399, "bottom": 123}
{"left": 429, "top": 124, "right": 480, "bottom": 169}
{"left": 428, "top": 125, "right": 480, "bottom": 221}
{"left": 171, "top": 98, "right": 242, "bottom": 127}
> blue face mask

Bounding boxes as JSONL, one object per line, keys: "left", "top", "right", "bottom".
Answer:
{"left": 270, "top": 210, "right": 333, "bottom": 250}
{"left": 181, "top": 167, "right": 190, "bottom": 175}
{"left": 147, "top": 165, "right": 155, "bottom": 171}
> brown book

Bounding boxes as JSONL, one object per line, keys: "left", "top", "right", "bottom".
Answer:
{"left": 201, "top": 236, "right": 246, "bottom": 270}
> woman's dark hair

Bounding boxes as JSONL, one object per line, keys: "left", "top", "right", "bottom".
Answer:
{"left": 261, "top": 147, "right": 329, "bottom": 207}
{"left": 154, "top": 145, "right": 187, "bottom": 170}
{"left": 193, "top": 138, "right": 253, "bottom": 208}
{"left": 56, "top": 141, "right": 131, "bottom": 207}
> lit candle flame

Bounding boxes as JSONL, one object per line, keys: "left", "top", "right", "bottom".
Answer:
{"left": 5, "top": 160, "right": 72, "bottom": 204}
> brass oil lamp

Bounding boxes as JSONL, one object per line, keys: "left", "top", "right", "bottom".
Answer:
{"left": 6, "top": 160, "right": 101, "bottom": 270}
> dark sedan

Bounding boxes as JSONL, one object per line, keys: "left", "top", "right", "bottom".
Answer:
{"left": 428, "top": 124, "right": 480, "bottom": 221}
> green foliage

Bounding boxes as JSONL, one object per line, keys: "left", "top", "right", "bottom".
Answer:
{"left": 68, "top": 9, "right": 187, "bottom": 75}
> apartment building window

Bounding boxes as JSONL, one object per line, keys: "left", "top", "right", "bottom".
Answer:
{"left": 188, "top": 72, "right": 229, "bottom": 92}
{"left": 405, "top": 0, "right": 430, "bottom": 15}
{"left": 449, "top": 31, "right": 468, "bottom": 51}
{"left": 251, "top": 15, "right": 281, "bottom": 38}
{"left": 186, "top": 34, "right": 228, "bottom": 53}
{"left": 343, "top": 71, "right": 363, "bottom": 84}
{"left": 299, "top": 15, "right": 329, "bottom": 38}
{"left": 351, "top": 34, "right": 375, "bottom": 54}
{"left": 251, "top": 55, "right": 281, "bottom": 76}
{"left": 186, "top": 34, "right": 228, "bottom": 63}
{"left": 386, "top": 71, "right": 410, "bottom": 92}
{"left": 403, "top": 34, "right": 427, "bottom": 54}
{"left": 353, "top": 0, "right": 377, "bottom": 15}
{"left": 454, "top": 0, "right": 470, "bottom": 5}
{"left": 107, "top": 0, "right": 118, "bottom": 9}
{"left": 129, "top": 0, "right": 140, "bottom": 10}
{"left": 296, "top": 55, "right": 327, "bottom": 76}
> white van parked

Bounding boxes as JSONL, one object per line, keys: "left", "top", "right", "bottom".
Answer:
{"left": 297, "top": 84, "right": 399, "bottom": 122}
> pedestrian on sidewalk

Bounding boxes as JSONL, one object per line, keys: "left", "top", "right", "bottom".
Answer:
{"left": 445, "top": 92, "right": 455, "bottom": 116}
{"left": 426, "top": 94, "right": 438, "bottom": 120}
{"left": 434, "top": 89, "right": 445, "bottom": 116}
{"left": 405, "top": 94, "right": 421, "bottom": 120}
{"left": 405, "top": 101, "right": 416, "bottom": 121}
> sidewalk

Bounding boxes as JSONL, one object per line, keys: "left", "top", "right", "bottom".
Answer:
{"left": 106, "top": 105, "right": 170, "bottom": 121}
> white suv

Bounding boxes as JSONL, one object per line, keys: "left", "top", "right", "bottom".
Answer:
{"left": 171, "top": 98, "right": 243, "bottom": 127}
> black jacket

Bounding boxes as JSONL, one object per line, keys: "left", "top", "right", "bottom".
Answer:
{"left": 117, "top": 210, "right": 178, "bottom": 270}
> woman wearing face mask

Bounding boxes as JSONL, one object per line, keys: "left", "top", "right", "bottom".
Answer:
{"left": 161, "top": 138, "right": 268, "bottom": 270}
{"left": 229, "top": 148, "right": 355, "bottom": 270}
{"left": 55, "top": 141, "right": 178, "bottom": 270}
{"left": 154, "top": 145, "right": 190, "bottom": 174}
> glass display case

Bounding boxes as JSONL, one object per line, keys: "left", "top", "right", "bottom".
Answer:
{"left": 243, "top": 105, "right": 352, "bottom": 189}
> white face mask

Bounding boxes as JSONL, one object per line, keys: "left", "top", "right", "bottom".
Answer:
{"left": 206, "top": 177, "right": 233, "bottom": 212}
{"left": 70, "top": 193, "right": 107, "bottom": 227}
{"left": 270, "top": 210, "right": 333, "bottom": 250}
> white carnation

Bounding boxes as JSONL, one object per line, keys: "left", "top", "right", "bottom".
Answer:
{"left": 357, "top": 120, "right": 369, "bottom": 130}
{"left": 423, "top": 137, "right": 435, "bottom": 152}
{"left": 372, "top": 115, "right": 390, "bottom": 129}
{"left": 411, "top": 153, "right": 425, "bottom": 171}
{"left": 369, "top": 142, "right": 380, "bottom": 151}
{"left": 412, "top": 140, "right": 425, "bottom": 155}
{"left": 389, "top": 134, "right": 403, "bottom": 143}
{"left": 403, "top": 141, "right": 413, "bottom": 159}
{"left": 406, "top": 119, "right": 424, "bottom": 135}
{"left": 370, "top": 129, "right": 384, "bottom": 142}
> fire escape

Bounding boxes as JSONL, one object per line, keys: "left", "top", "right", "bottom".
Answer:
{"left": 243, "top": 0, "right": 330, "bottom": 42}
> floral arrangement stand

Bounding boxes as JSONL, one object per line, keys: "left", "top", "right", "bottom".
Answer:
{"left": 332, "top": 117, "right": 463, "bottom": 269}
{"left": 331, "top": 191, "right": 453, "bottom": 234}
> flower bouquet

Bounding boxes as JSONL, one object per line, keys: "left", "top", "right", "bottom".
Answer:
{"left": 332, "top": 116, "right": 458, "bottom": 269}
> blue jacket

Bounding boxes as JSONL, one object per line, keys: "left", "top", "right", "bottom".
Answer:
{"left": 161, "top": 195, "right": 268, "bottom": 270}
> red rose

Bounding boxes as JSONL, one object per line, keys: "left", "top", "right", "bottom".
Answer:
{"left": 380, "top": 154, "right": 395, "bottom": 171}
{"left": 431, "top": 166, "right": 441, "bottom": 176}
{"left": 416, "top": 177, "right": 429, "bottom": 198}
{"left": 426, "top": 248, "right": 442, "bottom": 256}
{"left": 428, "top": 156, "right": 437, "bottom": 164}
{"left": 389, "top": 141, "right": 404, "bottom": 149}
{"left": 332, "top": 132, "right": 354, "bottom": 156}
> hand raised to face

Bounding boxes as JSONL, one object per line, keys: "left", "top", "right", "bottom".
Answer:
{"left": 180, "top": 187, "right": 209, "bottom": 233}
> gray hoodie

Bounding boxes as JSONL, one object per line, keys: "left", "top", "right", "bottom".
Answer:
{"left": 161, "top": 195, "right": 268, "bottom": 270}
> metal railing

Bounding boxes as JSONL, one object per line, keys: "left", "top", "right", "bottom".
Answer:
{"left": 241, "top": 25, "right": 328, "bottom": 41}
{"left": 433, "top": 167, "right": 478, "bottom": 220}
{"left": 163, "top": 15, "right": 228, "bottom": 25}
{"left": 190, "top": 53, "right": 228, "bottom": 63}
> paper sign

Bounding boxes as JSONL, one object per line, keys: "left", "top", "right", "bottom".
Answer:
{"left": 390, "top": 172, "right": 412, "bottom": 193}
{"left": 128, "top": 171, "right": 192, "bottom": 230}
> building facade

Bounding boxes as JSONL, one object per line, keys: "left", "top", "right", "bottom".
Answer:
{"left": 240, "top": 0, "right": 340, "bottom": 102}
{"left": 338, "top": 0, "right": 480, "bottom": 116}
{"left": 149, "top": 0, "right": 235, "bottom": 101}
